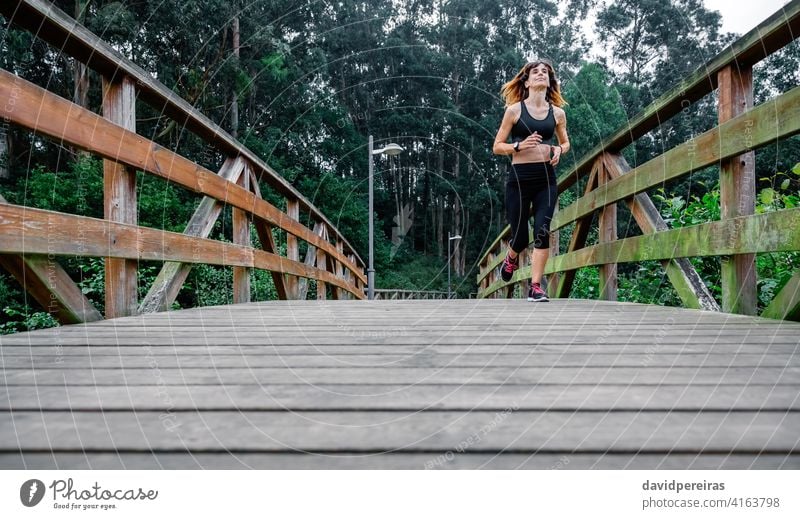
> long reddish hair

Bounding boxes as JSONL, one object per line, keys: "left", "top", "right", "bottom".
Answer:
{"left": 500, "top": 60, "right": 566, "bottom": 107}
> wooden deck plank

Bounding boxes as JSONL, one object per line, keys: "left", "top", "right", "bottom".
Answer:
{"left": 2, "top": 384, "right": 798, "bottom": 411}
{"left": 2, "top": 366, "right": 798, "bottom": 385}
{"left": 1, "top": 299, "right": 798, "bottom": 469}
{"left": 2, "top": 344, "right": 798, "bottom": 354}
{"left": 2, "top": 410, "right": 799, "bottom": 452}
{"left": 2, "top": 452, "right": 797, "bottom": 470}
{"left": 1, "top": 335, "right": 796, "bottom": 347}
{"left": 2, "top": 353, "right": 797, "bottom": 369}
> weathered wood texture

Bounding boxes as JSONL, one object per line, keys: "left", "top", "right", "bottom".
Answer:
{"left": 0, "top": 0, "right": 364, "bottom": 270}
{"left": 0, "top": 69, "right": 364, "bottom": 286}
{"left": 232, "top": 167, "right": 251, "bottom": 304}
{"left": 718, "top": 64, "right": 757, "bottom": 315}
{"left": 248, "top": 166, "right": 288, "bottom": 300}
{"left": 602, "top": 154, "right": 719, "bottom": 312}
{"left": 546, "top": 207, "right": 800, "bottom": 275}
{"left": 0, "top": 190, "right": 102, "bottom": 323}
{"left": 0, "top": 254, "right": 102, "bottom": 323}
{"left": 285, "top": 199, "right": 300, "bottom": 299}
{"left": 598, "top": 162, "right": 617, "bottom": 300}
{"left": 762, "top": 270, "right": 800, "bottom": 321}
{"left": 138, "top": 157, "right": 246, "bottom": 313}
{"left": 551, "top": 84, "right": 800, "bottom": 232}
{"left": 1, "top": 300, "right": 798, "bottom": 469}
{"left": 0, "top": 204, "right": 364, "bottom": 299}
{"left": 102, "top": 75, "right": 137, "bottom": 318}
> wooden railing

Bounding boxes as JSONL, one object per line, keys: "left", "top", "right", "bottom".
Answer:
{"left": 0, "top": 0, "right": 366, "bottom": 324}
{"left": 372, "top": 289, "right": 449, "bottom": 300}
{"left": 477, "top": 0, "right": 800, "bottom": 321}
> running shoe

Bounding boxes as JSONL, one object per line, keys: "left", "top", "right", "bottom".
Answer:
{"left": 527, "top": 282, "right": 549, "bottom": 302}
{"left": 500, "top": 253, "right": 519, "bottom": 282}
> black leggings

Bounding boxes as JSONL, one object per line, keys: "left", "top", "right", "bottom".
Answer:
{"left": 506, "top": 162, "right": 558, "bottom": 252}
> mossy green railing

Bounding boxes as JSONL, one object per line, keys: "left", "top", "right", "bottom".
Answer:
{"left": 477, "top": 0, "right": 800, "bottom": 321}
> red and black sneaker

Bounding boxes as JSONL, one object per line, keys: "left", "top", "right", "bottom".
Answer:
{"left": 500, "top": 253, "right": 519, "bottom": 282}
{"left": 527, "top": 282, "right": 549, "bottom": 302}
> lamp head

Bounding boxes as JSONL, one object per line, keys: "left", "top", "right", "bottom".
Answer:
{"left": 373, "top": 143, "right": 404, "bottom": 156}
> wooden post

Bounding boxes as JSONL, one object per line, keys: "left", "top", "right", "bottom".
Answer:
{"left": 102, "top": 75, "right": 137, "bottom": 318}
{"left": 316, "top": 224, "right": 328, "bottom": 300}
{"left": 487, "top": 252, "right": 495, "bottom": 298}
{"left": 333, "top": 241, "right": 344, "bottom": 300}
{"left": 598, "top": 161, "right": 618, "bottom": 301}
{"left": 138, "top": 157, "right": 245, "bottom": 314}
{"left": 348, "top": 253, "right": 360, "bottom": 298}
{"left": 232, "top": 170, "right": 251, "bottom": 304}
{"left": 555, "top": 164, "right": 599, "bottom": 299}
{"left": 718, "top": 64, "right": 757, "bottom": 315}
{"left": 286, "top": 199, "right": 299, "bottom": 299}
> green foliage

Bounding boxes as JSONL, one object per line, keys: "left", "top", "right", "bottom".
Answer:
{"left": 562, "top": 63, "right": 627, "bottom": 164}
{"left": 569, "top": 266, "right": 599, "bottom": 299}
{"left": 2, "top": 0, "right": 797, "bottom": 333}
{"left": 617, "top": 261, "right": 682, "bottom": 306}
{"left": 0, "top": 305, "right": 59, "bottom": 334}
{"left": 10, "top": 155, "right": 103, "bottom": 216}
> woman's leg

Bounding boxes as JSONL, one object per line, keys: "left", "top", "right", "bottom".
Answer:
{"left": 506, "top": 178, "right": 532, "bottom": 257}
{"left": 530, "top": 179, "right": 558, "bottom": 284}
{"left": 530, "top": 247, "right": 549, "bottom": 284}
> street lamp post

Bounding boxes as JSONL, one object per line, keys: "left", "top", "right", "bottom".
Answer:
{"left": 448, "top": 233, "right": 462, "bottom": 299}
{"left": 368, "top": 136, "right": 404, "bottom": 300}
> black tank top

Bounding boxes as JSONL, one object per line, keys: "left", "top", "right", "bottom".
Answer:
{"left": 510, "top": 101, "right": 555, "bottom": 144}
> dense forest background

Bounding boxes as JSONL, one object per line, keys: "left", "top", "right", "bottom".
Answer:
{"left": 1, "top": 0, "right": 799, "bottom": 331}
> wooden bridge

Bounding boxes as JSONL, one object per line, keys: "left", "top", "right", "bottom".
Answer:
{"left": 2, "top": 299, "right": 799, "bottom": 469}
{"left": 1, "top": 0, "right": 800, "bottom": 469}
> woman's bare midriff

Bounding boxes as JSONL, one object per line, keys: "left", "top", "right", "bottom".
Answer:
{"left": 511, "top": 145, "right": 552, "bottom": 165}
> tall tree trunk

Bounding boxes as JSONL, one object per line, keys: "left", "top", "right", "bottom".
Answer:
{"left": 436, "top": 150, "right": 444, "bottom": 257}
{"left": 72, "top": 0, "right": 90, "bottom": 159}
{"left": 0, "top": 127, "right": 9, "bottom": 179}
{"left": 458, "top": 141, "right": 474, "bottom": 277}
{"left": 230, "top": 11, "right": 240, "bottom": 139}
{"left": 422, "top": 155, "right": 430, "bottom": 254}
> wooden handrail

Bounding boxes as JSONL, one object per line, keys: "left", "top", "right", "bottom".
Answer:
{"left": 0, "top": 4, "right": 370, "bottom": 318}
{"left": 0, "top": 204, "right": 362, "bottom": 298}
{"left": 476, "top": 0, "right": 800, "bottom": 268}
{"left": 477, "top": 1, "right": 800, "bottom": 319}
{"left": 0, "top": 0, "right": 364, "bottom": 268}
{"left": 551, "top": 85, "right": 800, "bottom": 232}
{"left": 0, "top": 69, "right": 366, "bottom": 286}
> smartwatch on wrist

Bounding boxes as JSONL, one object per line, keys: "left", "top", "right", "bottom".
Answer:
{"left": 513, "top": 141, "right": 520, "bottom": 153}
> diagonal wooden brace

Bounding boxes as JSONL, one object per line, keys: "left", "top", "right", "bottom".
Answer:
{"left": 246, "top": 165, "right": 288, "bottom": 300}
{"left": 602, "top": 153, "right": 719, "bottom": 311}
{"left": 0, "top": 193, "right": 102, "bottom": 323}
{"left": 138, "top": 157, "right": 245, "bottom": 313}
{"left": 762, "top": 270, "right": 800, "bottom": 321}
{"left": 297, "top": 222, "right": 326, "bottom": 300}
{"left": 553, "top": 161, "right": 599, "bottom": 299}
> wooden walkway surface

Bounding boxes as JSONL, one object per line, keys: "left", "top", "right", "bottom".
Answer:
{"left": 1, "top": 299, "right": 799, "bottom": 469}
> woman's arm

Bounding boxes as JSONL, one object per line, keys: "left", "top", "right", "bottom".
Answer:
{"left": 493, "top": 106, "right": 517, "bottom": 155}
{"left": 550, "top": 108, "right": 570, "bottom": 165}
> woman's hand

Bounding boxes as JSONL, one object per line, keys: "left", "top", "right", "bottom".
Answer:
{"left": 549, "top": 145, "right": 562, "bottom": 166}
{"left": 518, "top": 131, "right": 542, "bottom": 151}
